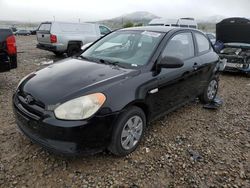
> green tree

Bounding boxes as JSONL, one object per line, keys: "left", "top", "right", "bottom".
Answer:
{"left": 134, "top": 23, "right": 143, "bottom": 27}
{"left": 123, "top": 22, "right": 134, "bottom": 28}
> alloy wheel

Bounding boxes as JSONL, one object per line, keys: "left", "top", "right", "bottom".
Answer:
{"left": 207, "top": 80, "right": 218, "bottom": 100}
{"left": 121, "top": 115, "right": 143, "bottom": 150}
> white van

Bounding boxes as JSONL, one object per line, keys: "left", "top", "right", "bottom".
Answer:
{"left": 149, "top": 18, "right": 198, "bottom": 29}
{"left": 36, "top": 22, "right": 111, "bottom": 56}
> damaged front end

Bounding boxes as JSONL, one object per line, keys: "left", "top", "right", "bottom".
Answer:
{"left": 216, "top": 17, "right": 250, "bottom": 76}
{"left": 219, "top": 45, "right": 250, "bottom": 74}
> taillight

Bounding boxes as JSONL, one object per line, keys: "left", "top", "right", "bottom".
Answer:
{"left": 6, "top": 35, "right": 17, "bottom": 55}
{"left": 50, "top": 34, "right": 57, "bottom": 43}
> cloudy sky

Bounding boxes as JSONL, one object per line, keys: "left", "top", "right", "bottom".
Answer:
{"left": 0, "top": 0, "right": 249, "bottom": 22}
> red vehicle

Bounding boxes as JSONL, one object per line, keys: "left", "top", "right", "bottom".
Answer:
{"left": 0, "top": 29, "right": 17, "bottom": 72}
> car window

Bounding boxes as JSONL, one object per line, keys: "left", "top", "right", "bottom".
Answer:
{"left": 99, "top": 26, "right": 111, "bottom": 35}
{"left": 195, "top": 33, "right": 210, "bottom": 53}
{"left": 38, "top": 23, "right": 51, "bottom": 31}
{"left": 82, "top": 31, "right": 164, "bottom": 68}
{"left": 162, "top": 32, "right": 194, "bottom": 60}
{"left": 207, "top": 34, "right": 215, "bottom": 40}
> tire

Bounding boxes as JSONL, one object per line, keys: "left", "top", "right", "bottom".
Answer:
{"left": 199, "top": 78, "right": 219, "bottom": 104}
{"left": 53, "top": 52, "right": 64, "bottom": 56}
{"left": 108, "top": 106, "right": 146, "bottom": 156}
{"left": 67, "top": 44, "right": 81, "bottom": 57}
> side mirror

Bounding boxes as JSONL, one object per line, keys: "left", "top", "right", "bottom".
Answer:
{"left": 158, "top": 56, "right": 184, "bottom": 69}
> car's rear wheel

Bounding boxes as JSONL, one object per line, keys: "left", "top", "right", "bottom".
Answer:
{"left": 109, "top": 106, "right": 146, "bottom": 156}
{"left": 67, "top": 44, "right": 81, "bottom": 57}
{"left": 199, "top": 78, "right": 219, "bottom": 104}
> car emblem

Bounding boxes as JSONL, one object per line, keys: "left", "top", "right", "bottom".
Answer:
{"left": 24, "top": 95, "right": 34, "bottom": 105}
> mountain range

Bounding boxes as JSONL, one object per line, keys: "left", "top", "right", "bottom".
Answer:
{"left": 98, "top": 11, "right": 226, "bottom": 29}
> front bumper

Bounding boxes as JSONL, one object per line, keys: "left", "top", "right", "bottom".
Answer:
{"left": 13, "top": 94, "right": 119, "bottom": 156}
{"left": 219, "top": 54, "right": 250, "bottom": 74}
{"left": 224, "top": 66, "right": 250, "bottom": 74}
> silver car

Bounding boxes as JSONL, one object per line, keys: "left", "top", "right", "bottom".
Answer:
{"left": 36, "top": 22, "right": 111, "bottom": 56}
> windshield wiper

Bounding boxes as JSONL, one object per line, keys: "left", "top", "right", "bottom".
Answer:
{"left": 78, "top": 55, "right": 91, "bottom": 61}
{"left": 78, "top": 56, "right": 126, "bottom": 68}
{"left": 99, "top": 59, "right": 121, "bottom": 67}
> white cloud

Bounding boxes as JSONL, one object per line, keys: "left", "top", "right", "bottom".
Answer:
{"left": 0, "top": 0, "right": 249, "bottom": 22}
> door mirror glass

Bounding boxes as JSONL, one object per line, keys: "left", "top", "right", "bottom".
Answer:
{"left": 159, "top": 56, "right": 184, "bottom": 69}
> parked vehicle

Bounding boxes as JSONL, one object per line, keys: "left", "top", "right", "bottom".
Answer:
{"left": 14, "top": 26, "right": 220, "bottom": 156}
{"left": 216, "top": 17, "right": 250, "bottom": 76}
{"left": 30, "top": 29, "right": 38, "bottom": 35}
{"left": 15, "top": 30, "right": 31, "bottom": 36}
{"left": 206, "top": 33, "right": 216, "bottom": 45}
{"left": 10, "top": 26, "right": 17, "bottom": 33}
{"left": 0, "top": 29, "right": 17, "bottom": 72}
{"left": 149, "top": 18, "right": 198, "bottom": 29}
{"left": 36, "top": 22, "right": 111, "bottom": 56}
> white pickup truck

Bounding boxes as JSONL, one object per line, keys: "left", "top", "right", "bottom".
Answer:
{"left": 36, "top": 22, "right": 111, "bottom": 56}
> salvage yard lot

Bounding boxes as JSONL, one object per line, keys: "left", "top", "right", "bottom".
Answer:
{"left": 0, "top": 36, "right": 249, "bottom": 187}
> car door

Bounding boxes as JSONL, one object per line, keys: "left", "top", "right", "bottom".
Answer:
{"left": 36, "top": 23, "right": 52, "bottom": 45}
{"left": 148, "top": 31, "right": 200, "bottom": 117}
{"left": 193, "top": 32, "right": 218, "bottom": 92}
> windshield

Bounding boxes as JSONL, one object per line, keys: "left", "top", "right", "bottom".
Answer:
{"left": 81, "top": 30, "right": 164, "bottom": 68}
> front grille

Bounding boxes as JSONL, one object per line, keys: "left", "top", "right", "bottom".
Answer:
{"left": 14, "top": 91, "right": 45, "bottom": 120}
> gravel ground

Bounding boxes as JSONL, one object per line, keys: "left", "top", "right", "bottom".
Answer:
{"left": 0, "top": 36, "right": 249, "bottom": 188}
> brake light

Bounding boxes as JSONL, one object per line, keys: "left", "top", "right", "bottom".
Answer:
{"left": 50, "top": 34, "right": 57, "bottom": 43}
{"left": 6, "top": 35, "right": 17, "bottom": 55}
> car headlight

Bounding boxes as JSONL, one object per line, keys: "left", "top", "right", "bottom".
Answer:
{"left": 54, "top": 93, "right": 106, "bottom": 120}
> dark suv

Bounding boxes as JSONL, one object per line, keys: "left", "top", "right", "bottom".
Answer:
{"left": 0, "top": 29, "right": 17, "bottom": 72}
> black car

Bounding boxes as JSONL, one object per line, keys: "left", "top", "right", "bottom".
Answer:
{"left": 0, "top": 29, "right": 17, "bottom": 72}
{"left": 216, "top": 17, "right": 250, "bottom": 76}
{"left": 13, "top": 27, "right": 220, "bottom": 156}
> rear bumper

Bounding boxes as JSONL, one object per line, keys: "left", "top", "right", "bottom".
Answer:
{"left": 37, "top": 43, "right": 57, "bottom": 52}
{"left": 0, "top": 53, "right": 17, "bottom": 72}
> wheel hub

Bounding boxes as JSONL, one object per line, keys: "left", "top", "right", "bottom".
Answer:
{"left": 121, "top": 115, "right": 143, "bottom": 150}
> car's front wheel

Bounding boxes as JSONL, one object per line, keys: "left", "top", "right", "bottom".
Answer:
{"left": 109, "top": 106, "right": 146, "bottom": 156}
{"left": 199, "top": 78, "right": 219, "bottom": 104}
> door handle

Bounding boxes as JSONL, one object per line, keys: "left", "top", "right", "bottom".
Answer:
{"left": 193, "top": 63, "right": 200, "bottom": 70}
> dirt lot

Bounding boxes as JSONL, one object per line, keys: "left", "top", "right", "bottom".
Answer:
{"left": 0, "top": 36, "right": 249, "bottom": 188}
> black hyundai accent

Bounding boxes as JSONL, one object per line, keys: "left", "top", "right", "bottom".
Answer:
{"left": 13, "top": 26, "right": 220, "bottom": 156}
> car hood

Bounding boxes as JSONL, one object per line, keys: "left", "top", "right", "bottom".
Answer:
{"left": 20, "top": 58, "right": 136, "bottom": 105}
{"left": 216, "top": 17, "right": 250, "bottom": 44}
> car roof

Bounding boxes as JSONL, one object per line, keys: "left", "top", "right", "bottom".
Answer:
{"left": 120, "top": 26, "right": 199, "bottom": 33}
{"left": 40, "top": 21, "right": 97, "bottom": 26}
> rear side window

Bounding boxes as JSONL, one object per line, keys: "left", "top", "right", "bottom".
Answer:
{"left": 189, "top": 25, "right": 197, "bottom": 29}
{"left": 99, "top": 26, "right": 111, "bottom": 35}
{"left": 162, "top": 32, "right": 194, "bottom": 60}
{"left": 195, "top": 33, "right": 210, "bottom": 53}
{"left": 39, "top": 23, "right": 51, "bottom": 31}
{"left": 59, "top": 23, "right": 94, "bottom": 33}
